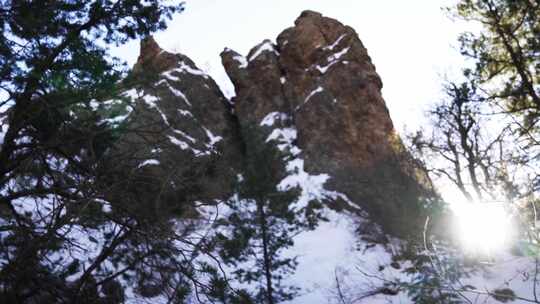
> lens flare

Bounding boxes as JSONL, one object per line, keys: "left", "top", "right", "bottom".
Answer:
{"left": 452, "top": 201, "right": 514, "bottom": 255}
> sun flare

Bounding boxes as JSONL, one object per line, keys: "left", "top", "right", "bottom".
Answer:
{"left": 452, "top": 200, "right": 514, "bottom": 255}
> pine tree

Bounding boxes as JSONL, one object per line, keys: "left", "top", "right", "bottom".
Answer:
{"left": 451, "top": 0, "right": 540, "bottom": 139}
{"left": 214, "top": 126, "right": 317, "bottom": 304}
{"left": 0, "top": 1, "right": 197, "bottom": 302}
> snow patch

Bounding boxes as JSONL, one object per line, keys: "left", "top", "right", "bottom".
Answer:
{"left": 261, "top": 113, "right": 360, "bottom": 211}
{"left": 121, "top": 88, "right": 140, "bottom": 100}
{"left": 316, "top": 48, "right": 349, "bottom": 74}
{"left": 168, "top": 84, "right": 192, "bottom": 106}
{"left": 168, "top": 135, "right": 211, "bottom": 157}
{"left": 278, "top": 158, "right": 330, "bottom": 208}
{"left": 96, "top": 89, "right": 138, "bottom": 125}
{"left": 173, "top": 129, "right": 196, "bottom": 143}
{"left": 177, "top": 62, "right": 210, "bottom": 79}
{"left": 286, "top": 210, "right": 411, "bottom": 304}
{"left": 324, "top": 34, "right": 347, "bottom": 51}
{"left": 137, "top": 159, "right": 160, "bottom": 168}
{"left": 278, "top": 158, "right": 359, "bottom": 210}
{"left": 315, "top": 47, "right": 350, "bottom": 74}
{"left": 296, "top": 86, "right": 324, "bottom": 111}
{"left": 156, "top": 78, "right": 192, "bottom": 106}
{"left": 99, "top": 112, "right": 131, "bottom": 125}
{"left": 162, "top": 70, "right": 180, "bottom": 81}
{"left": 328, "top": 47, "right": 350, "bottom": 62}
{"left": 316, "top": 61, "right": 339, "bottom": 74}
{"left": 178, "top": 109, "right": 193, "bottom": 117}
{"left": 260, "top": 111, "right": 289, "bottom": 127}
{"left": 142, "top": 95, "right": 172, "bottom": 126}
{"left": 204, "top": 127, "right": 223, "bottom": 147}
{"left": 266, "top": 127, "right": 299, "bottom": 155}
{"left": 167, "top": 135, "right": 190, "bottom": 150}
{"left": 161, "top": 62, "right": 209, "bottom": 81}
{"left": 233, "top": 54, "right": 248, "bottom": 68}
{"left": 89, "top": 100, "right": 100, "bottom": 110}
{"left": 249, "top": 41, "right": 279, "bottom": 61}
{"left": 460, "top": 254, "right": 539, "bottom": 303}
{"left": 94, "top": 198, "right": 112, "bottom": 213}
{"left": 142, "top": 94, "right": 198, "bottom": 144}
{"left": 304, "top": 86, "right": 324, "bottom": 102}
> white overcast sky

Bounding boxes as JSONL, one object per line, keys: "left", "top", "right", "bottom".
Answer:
{"left": 114, "top": 0, "right": 468, "bottom": 133}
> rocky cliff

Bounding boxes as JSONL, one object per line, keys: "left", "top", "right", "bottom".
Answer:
{"left": 222, "top": 10, "right": 431, "bottom": 236}
{"left": 114, "top": 10, "right": 432, "bottom": 238}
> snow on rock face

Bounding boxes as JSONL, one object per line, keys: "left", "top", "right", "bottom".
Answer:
{"left": 137, "top": 159, "right": 160, "bottom": 168}
{"left": 233, "top": 55, "right": 248, "bottom": 68}
{"left": 248, "top": 40, "right": 279, "bottom": 62}
{"left": 222, "top": 10, "right": 431, "bottom": 238}
{"left": 93, "top": 88, "right": 138, "bottom": 126}
{"left": 77, "top": 11, "right": 444, "bottom": 304}
{"left": 204, "top": 127, "right": 223, "bottom": 147}
{"left": 261, "top": 112, "right": 360, "bottom": 213}
{"left": 156, "top": 78, "right": 192, "bottom": 106}
{"left": 315, "top": 47, "right": 350, "bottom": 74}
{"left": 176, "top": 62, "right": 210, "bottom": 79}
{"left": 260, "top": 111, "right": 289, "bottom": 127}
{"left": 323, "top": 34, "right": 348, "bottom": 51}
{"left": 262, "top": 112, "right": 331, "bottom": 209}
{"left": 296, "top": 86, "right": 324, "bottom": 111}
{"left": 107, "top": 37, "right": 241, "bottom": 209}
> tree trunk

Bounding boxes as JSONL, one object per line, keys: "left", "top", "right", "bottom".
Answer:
{"left": 257, "top": 199, "right": 274, "bottom": 304}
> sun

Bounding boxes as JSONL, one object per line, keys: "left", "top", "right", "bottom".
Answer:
{"left": 451, "top": 199, "right": 515, "bottom": 255}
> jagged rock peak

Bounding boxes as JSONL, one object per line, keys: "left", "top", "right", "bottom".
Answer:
{"left": 138, "top": 36, "right": 163, "bottom": 62}
{"left": 125, "top": 11, "right": 431, "bottom": 237}
{"left": 111, "top": 36, "right": 242, "bottom": 211}
{"left": 133, "top": 36, "right": 192, "bottom": 75}
{"left": 297, "top": 9, "right": 322, "bottom": 19}
{"left": 221, "top": 10, "right": 431, "bottom": 236}
{"left": 222, "top": 10, "right": 381, "bottom": 86}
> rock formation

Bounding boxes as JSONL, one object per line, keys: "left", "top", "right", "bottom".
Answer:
{"left": 222, "top": 11, "right": 431, "bottom": 236}
{"left": 101, "top": 36, "right": 241, "bottom": 219}
{"left": 110, "top": 11, "right": 432, "bottom": 237}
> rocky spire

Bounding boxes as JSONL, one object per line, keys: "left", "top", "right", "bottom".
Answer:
{"left": 222, "top": 10, "right": 432, "bottom": 236}
{"left": 133, "top": 36, "right": 180, "bottom": 74}
{"left": 121, "top": 11, "right": 431, "bottom": 238}
{"left": 138, "top": 36, "right": 162, "bottom": 62}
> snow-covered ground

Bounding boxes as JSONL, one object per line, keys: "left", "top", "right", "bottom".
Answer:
{"left": 284, "top": 210, "right": 412, "bottom": 304}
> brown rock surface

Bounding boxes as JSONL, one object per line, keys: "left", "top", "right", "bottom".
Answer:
{"left": 104, "top": 12, "right": 432, "bottom": 237}
{"left": 104, "top": 37, "right": 242, "bottom": 219}
{"left": 133, "top": 36, "right": 180, "bottom": 74}
{"left": 222, "top": 11, "right": 431, "bottom": 236}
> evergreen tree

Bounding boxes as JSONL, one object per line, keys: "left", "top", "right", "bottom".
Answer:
{"left": 214, "top": 126, "right": 318, "bottom": 304}
{"left": 451, "top": 0, "right": 540, "bottom": 141}
{"left": 0, "top": 2, "right": 211, "bottom": 303}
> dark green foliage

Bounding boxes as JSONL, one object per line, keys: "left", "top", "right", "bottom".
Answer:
{"left": 0, "top": 1, "right": 190, "bottom": 303}
{"left": 451, "top": 0, "right": 540, "bottom": 135}
{"left": 404, "top": 256, "right": 470, "bottom": 304}
{"left": 214, "top": 126, "right": 318, "bottom": 304}
{"left": 491, "top": 288, "right": 517, "bottom": 303}
{"left": 386, "top": 241, "right": 475, "bottom": 304}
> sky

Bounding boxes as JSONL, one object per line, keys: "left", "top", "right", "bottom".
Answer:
{"left": 113, "top": 0, "right": 468, "bottom": 133}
